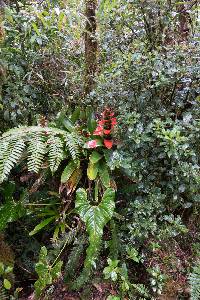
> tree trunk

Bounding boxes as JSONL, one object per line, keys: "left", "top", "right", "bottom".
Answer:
{"left": 0, "top": 0, "right": 6, "bottom": 99}
{"left": 0, "top": 0, "right": 5, "bottom": 42}
{"left": 84, "top": 0, "right": 97, "bottom": 96}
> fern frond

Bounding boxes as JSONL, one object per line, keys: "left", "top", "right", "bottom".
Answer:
{"left": 0, "top": 285, "right": 7, "bottom": 300}
{"left": 65, "top": 133, "right": 81, "bottom": 162}
{"left": 27, "top": 133, "right": 46, "bottom": 173}
{"left": 0, "top": 126, "right": 82, "bottom": 181}
{"left": 64, "top": 235, "right": 86, "bottom": 284}
{"left": 47, "top": 136, "right": 64, "bottom": 173}
{"left": 109, "top": 220, "right": 119, "bottom": 260}
{"left": 0, "top": 138, "right": 25, "bottom": 182}
{"left": 189, "top": 262, "right": 200, "bottom": 300}
{"left": 2, "top": 126, "right": 67, "bottom": 139}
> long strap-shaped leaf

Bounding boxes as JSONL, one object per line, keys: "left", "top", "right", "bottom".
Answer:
{"left": 75, "top": 188, "right": 115, "bottom": 268}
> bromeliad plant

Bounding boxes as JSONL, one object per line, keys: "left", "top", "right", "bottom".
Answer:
{"left": 0, "top": 107, "right": 118, "bottom": 296}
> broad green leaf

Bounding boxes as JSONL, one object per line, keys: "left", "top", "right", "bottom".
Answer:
{"left": 4, "top": 278, "right": 11, "bottom": 290}
{"left": 66, "top": 168, "right": 82, "bottom": 195}
{"left": 0, "top": 201, "right": 25, "bottom": 232}
{"left": 71, "top": 107, "right": 80, "bottom": 123}
{"left": 87, "top": 108, "right": 97, "bottom": 133}
{"left": 76, "top": 188, "right": 115, "bottom": 268}
{"left": 99, "top": 161, "right": 110, "bottom": 188}
{"left": 61, "top": 160, "right": 78, "bottom": 183}
{"left": 89, "top": 151, "right": 103, "bottom": 164}
{"left": 29, "top": 216, "right": 55, "bottom": 236}
{"left": 87, "top": 162, "right": 99, "bottom": 180}
{"left": 62, "top": 117, "right": 74, "bottom": 132}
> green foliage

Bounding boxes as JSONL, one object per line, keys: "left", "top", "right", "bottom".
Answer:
{"left": 1, "top": 1, "right": 85, "bottom": 129}
{"left": 48, "top": 136, "right": 64, "bottom": 173}
{"left": 75, "top": 188, "right": 115, "bottom": 269}
{"left": 61, "top": 159, "right": 78, "bottom": 183}
{"left": 0, "top": 262, "right": 13, "bottom": 290}
{"left": 64, "top": 235, "right": 86, "bottom": 284}
{"left": 29, "top": 216, "right": 56, "bottom": 236}
{"left": 0, "top": 138, "right": 26, "bottom": 182}
{"left": 0, "top": 0, "right": 199, "bottom": 299}
{"left": 103, "top": 258, "right": 119, "bottom": 282}
{"left": 0, "top": 126, "right": 81, "bottom": 181}
{"left": 0, "top": 182, "right": 26, "bottom": 231}
{"left": 34, "top": 246, "right": 63, "bottom": 298}
{"left": 189, "top": 262, "right": 200, "bottom": 300}
{"left": 147, "top": 266, "right": 167, "bottom": 295}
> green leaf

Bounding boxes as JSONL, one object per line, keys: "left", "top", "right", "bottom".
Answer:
{"left": 87, "top": 161, "right": 99, "bottom": 180}
{"left": 58, "top": 12, "right": 65, "bottom": 31}
{"left": 39, "top": 246, "right": 48, "bottom": 262}
{"left": 4, "top": 278, "right": 11, "bottom": 290}
{"left": 71, "top": 107, "right": 80, "bottom": 124}
{"left": 5, "top": 266, "right": 13, "bottom": 274}
{"left": 0, "top": 262, "right": 4, "bottom": 275}
{"left": 51, "top": 261, "right": 63, "bottom": 280}
{"left": 0, "top": 200, "right": 25, "bottom": 232}
{"left": 89, "top": 151, "right": 103, "bottom": 164}
{"left": 61, "top": 160, "right": 78, "bottom": 183}
{"left": 32, "top": 22, "right": 40, "bottom": 35}
{"left": 87, "top": 109, "right": 97, "bottom": 134}
{"left": 107, "top": 296, "right": 121, "bottom": 300}
{"left": 99, "top": 161, "right": 110, "bottom": 187}
{"left": 62, "top": 117, "right": 74, "bottom": 132}
{"left": 29, "top": 216, "right": 55, "bottom": 236}
{"left": 75, "top": 188, "right": 115, "bottom": 268}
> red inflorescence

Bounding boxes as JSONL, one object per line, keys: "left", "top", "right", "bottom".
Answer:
{"left": 96, "top": 108, "right": 116, "bottom": 149}
{"left": 87, "top": 108, "right": 116, "bottom": 149}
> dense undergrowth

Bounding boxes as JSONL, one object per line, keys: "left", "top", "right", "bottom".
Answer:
{"left": 0, "top": 0, "right": 200, "bottom": 299}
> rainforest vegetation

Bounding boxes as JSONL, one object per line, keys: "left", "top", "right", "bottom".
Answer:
{"left": 0, "top": 0, "right": 200, "bottom": 299}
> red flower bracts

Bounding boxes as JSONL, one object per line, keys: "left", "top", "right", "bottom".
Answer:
{"left": 93, "top": 108, "right": 117, "bottom": 149}
{"left": 104, "top": 139, "right": 113, "bottom": 149}
{"left": 93, "top": 125, "right": 103, "bottom": 136}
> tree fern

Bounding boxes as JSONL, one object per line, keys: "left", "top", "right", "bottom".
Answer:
{"left": 47, "top": 136, "right": 64, "bottom": 173}
{"left": 65, "top": 132, "right": 82, "bottom": 162}
{"left": 189, "top": 262, "right": 200, "bottom": 300}
{"left": 0, "top": 138, "right": 25, "bottom": 182}
{"left": 0, "top": 126, "right": 82, "bottom": 182}
{"left": 27, "top": 132, "right": 46, "bottom": 173}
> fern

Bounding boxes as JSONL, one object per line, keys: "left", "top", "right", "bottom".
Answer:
{"left": 0, "top": 126, "right": 82, "bottom": 182}
{"left": 0, "top": 285, "right": 7, "bottom": 300}
{"left": 27, "top": 132, "right": 46, "bottom": 173}
{"left": 47, "top": 136, "right": 64, "bottom": 173}
{"left": 65, "top": 132, "right": 82, "bottom": 162}
{"left": 0, "top": 138, "right": 25, "bottom": 182}
{"left": 189, "top": 262, "right": 200, "bottom": 300}
{"left": 64, "top": 235, "right": 86, "bottom": 284}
